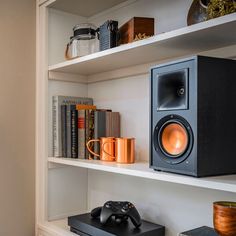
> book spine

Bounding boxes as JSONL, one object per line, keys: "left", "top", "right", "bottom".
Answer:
{"left": 71, "top": 106, "right": 78, "bottom": 158}
{"left": 85, "top": 110, "right": 90, "bottom": 159}
{"left": 89, "top": 109, "right": 95, "bottom": 143}
{"left": 78, "top": 110, "right": 86, "bottom": 159}
{"left": 105, "top": 112, "right": 121, "bottom": 138}
{"left": 87, "top": 110, "right": 95, "bottom": 159}
{"left": 52, "top": 96, "right": 62, "bottom": 157}
{"left": 61, "top": 105, "right": 67, "bottom": 157}
{"left": 106, "top": 111, "right": 112, "bottom": 137}
{"left": 112, "top": 112, "right": 120, "bottom": 137}
{"left": 94, "top": 111, "right": 106, "bottom": 159}
{"left": 66, "top": 105, "right": 72, "bottom": 158}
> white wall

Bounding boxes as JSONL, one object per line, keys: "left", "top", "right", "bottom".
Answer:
{"left": 0, "top": 0, "right": 35, "bottom": 235}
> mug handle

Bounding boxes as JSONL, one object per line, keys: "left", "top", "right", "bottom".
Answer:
{"left": 65, "top": 43, "right": 71, "bottom": 60}
{"left": 102, "top": 141, "right": 116, "bottom": 161}
{"left": 86, "top": 139, "right": 100, "bottom": 157}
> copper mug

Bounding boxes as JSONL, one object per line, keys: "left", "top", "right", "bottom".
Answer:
{"left": 86, "top": 137, "right": 116, "bottom": 161}
{"left": 86, "top": 137, "right": 135, "bottom": 163}
{"left": 103, "top": 137, "right": 135, "bottom": 164}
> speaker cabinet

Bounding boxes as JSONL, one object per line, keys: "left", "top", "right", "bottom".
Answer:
{"left": 150, "top": 56, "right": 236, "bottom": 177}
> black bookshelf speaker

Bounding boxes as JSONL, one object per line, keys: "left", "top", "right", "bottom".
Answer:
{"left": 150, "top": 56, "right": 236, "bottom": 177}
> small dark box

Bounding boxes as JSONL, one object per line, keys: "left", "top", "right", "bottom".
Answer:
{"left": 119, "top": 17, "right": 154, "bottom": 44}
{"left": 179, "top": 226, "right": 219, "bottom": 236}
{"left": 98, "top": 20, "right": 119, "bottom": 51}
{"left": 68, "top": 213, "right": 165, "bottom": 236}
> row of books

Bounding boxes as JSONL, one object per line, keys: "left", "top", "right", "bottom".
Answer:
{"left": 52, "top": 96, "right": 120, "bottom": 159}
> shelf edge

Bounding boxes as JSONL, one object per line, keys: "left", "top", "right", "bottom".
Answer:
{"left": 48, "top": 157, "right": 236, "bottom": 193}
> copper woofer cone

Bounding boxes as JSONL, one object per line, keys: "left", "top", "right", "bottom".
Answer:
{"left": 160, "top": 122, "right": 189, "bottom": 157}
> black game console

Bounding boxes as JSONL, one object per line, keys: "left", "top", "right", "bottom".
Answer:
{"left": 68, "top": 213, "right": 165, "bottom": 236}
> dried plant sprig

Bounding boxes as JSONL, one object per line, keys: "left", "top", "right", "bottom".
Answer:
{"left": 133, "top": 33, "right": 152, "bottom": 42}
{"left": 207, "top": 0, "right": 236, "bottom": 19}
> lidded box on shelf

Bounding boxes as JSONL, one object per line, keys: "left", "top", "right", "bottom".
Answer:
{"left": 119, "top": 17, "right": 154, "bottom": 44}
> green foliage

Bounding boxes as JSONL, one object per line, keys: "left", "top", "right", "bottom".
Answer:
{"left": 207, "top": 0, "right": 236, "bottom": 19}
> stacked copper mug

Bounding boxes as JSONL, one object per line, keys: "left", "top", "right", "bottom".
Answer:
{"left": 86, "top": 137, "right": 135, "bottom": 163}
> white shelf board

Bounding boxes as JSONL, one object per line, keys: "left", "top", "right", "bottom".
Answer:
{"left": 48, "top": 157, "right": 236, "bottom": 193}
{"left": 49, "top": 14, "right": 236, "bottom": 76}
{"left": 38, "top": 219, "right": 76, "bottom": 236}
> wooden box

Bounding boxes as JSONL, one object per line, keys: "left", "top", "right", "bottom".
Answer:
{"left": 119, "top": 17, "right": 154, "bottom": 44}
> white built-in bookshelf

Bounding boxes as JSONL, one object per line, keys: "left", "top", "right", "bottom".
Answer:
{"left": 36, "top": 0, "right": 236, "bottom": 236}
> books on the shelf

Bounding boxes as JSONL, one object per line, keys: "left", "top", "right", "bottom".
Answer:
{"left": 53, "top": 95, "right": 121, "bottom": 159}
{"left": 93, "top": 110, "right": 120, "bottom": 159}
{"left": 94, "top": 110, "right": 120, "bottom": 139}
{"left": 66, "top": 105, "right": 72, "bottom": 158}
{"left": 94, "top": 111, "right": 106, "bottom": 156}
{"left": 77, "top": 104, "right": 96, "bottom": 159}
{"left": 52, "top": 96, "right": 93, "bottom": 157}
{"left": 61, "top": 105, "right": 67, "bottom": 157}
{"left": 78, "top": 109, "right": 85, "bottom": 159}
{"left": 71, "top": 105, "right": 78, "bottom": 158}
{"left": 105, "top": 111, "right": 120, "bottom": 138}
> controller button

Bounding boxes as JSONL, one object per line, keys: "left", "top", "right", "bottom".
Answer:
{"left": 105, "top": 203, "right": 111, "bottom": 208}
{"left": 122, "top": 206, "right": 128, "bottom": 212}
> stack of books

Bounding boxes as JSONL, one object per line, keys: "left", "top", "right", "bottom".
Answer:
{"left": 52, "top": 95, "right": 120, "bottom": 159}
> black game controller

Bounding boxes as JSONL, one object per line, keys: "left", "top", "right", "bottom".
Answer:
{"left": 96, "top": 201, "right": 142, "bottom": 228}
{"left": 91, "top": 206, "right": 128, "bottom": 224}
{"left": 91, "top": 206, "right": 102, "bottom": 218}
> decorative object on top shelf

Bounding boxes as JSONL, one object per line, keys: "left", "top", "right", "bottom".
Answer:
{"left": 187, "top": 0, "right": 209, "bottom": 25}
{"left": 187, "top": 0, "right": 236, "bottom": 25}
{"left": 213, "top": 201, "right": 236, "bottom": 236}
{"left": 119, "top": 17, "right": 154, "bottom": 44}
{"left": 97, "top": 20, "right": 119, "bottom": 51}
{"left": 207, "top": 0, "right": 236, "bottom": 20}
{"left": 133, "top": 33, "right": 151, "bottom": 42}
{"left": 65, "top": 23, "right": 99, "bottom": 60}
